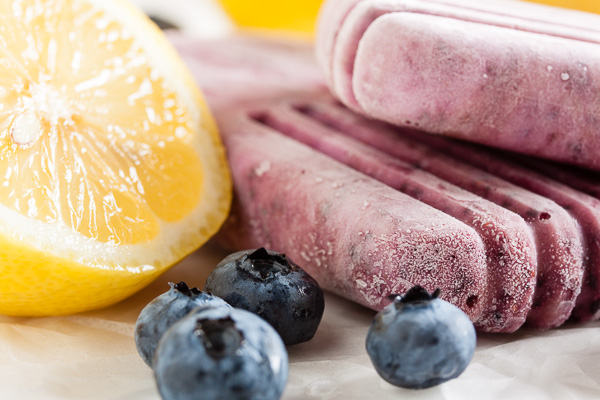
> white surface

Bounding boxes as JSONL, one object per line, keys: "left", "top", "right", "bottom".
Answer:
{"left": 2, "top": 244, "right": 600, "bottom": 400}
{"left": 3, "top": 2, "right": 600, "bottom": 399}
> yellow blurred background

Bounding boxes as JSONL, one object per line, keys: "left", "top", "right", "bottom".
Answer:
{"left": 219, "top": 0, "right": 600, "bottom": 35}
{"left": 526, "top": 0, "right": 600, "bottom": 13}
{"left": 218, "top": 0, "right": 323, "bottom": 34}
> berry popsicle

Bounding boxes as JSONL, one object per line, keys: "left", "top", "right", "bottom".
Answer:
{"left": 316, "top": 0, "right": 600, "bottom": 170}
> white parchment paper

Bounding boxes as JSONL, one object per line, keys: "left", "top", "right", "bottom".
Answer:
{"left": 2, "top": 244, "right": 600, "bottom": 400}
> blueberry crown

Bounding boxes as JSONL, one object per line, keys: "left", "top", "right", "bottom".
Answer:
{"left": 171, "top": 281, "right": 202, "bottom": 297}
{"left": 388, "top": 285, "right": 441, "bottom": 308}
{"left": 237, "top": 247, "right": 294, "bottom": 280}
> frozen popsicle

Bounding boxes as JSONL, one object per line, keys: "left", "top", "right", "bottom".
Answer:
{"left": 316, "top": 0, "right": 600, "bottom": 170}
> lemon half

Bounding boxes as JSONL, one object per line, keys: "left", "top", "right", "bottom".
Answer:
{"left": 0, "top": 0, "right": 231, "bottom": 316}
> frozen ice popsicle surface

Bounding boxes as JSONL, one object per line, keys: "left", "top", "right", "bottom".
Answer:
{"left": 316, "top": 0, "right": 600, "bottom": 170}
{"left": 169, "top": 32, "right": 600, "bottom": 332}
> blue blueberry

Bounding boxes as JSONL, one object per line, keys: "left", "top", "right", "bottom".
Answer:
{"left": 134, "top": 281, "right": 230, "bottom": 366}
{"left": 366, "top": 286, "right": 476, "bottom": 389}
{"left": 204, "top": 248, "right": 325, "bottom": 345}
{"left": 153, "top": 306, "right": 288, "bottom": 400}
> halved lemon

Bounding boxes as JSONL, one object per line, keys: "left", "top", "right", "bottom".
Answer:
{"left": 0, "top": 0, "right": 231, "bottom": 316}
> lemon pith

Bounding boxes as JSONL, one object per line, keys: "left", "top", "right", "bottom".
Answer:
{"left": 0, "top": 0, "right": 231, "bottom": 316}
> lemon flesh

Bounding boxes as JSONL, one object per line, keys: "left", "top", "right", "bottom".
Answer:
{"left": 0, "top": 0, "right": 231, "bottom": 316}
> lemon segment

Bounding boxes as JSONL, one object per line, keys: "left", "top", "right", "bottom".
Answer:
{"left": 0, "top": 0, "right": 232, "bottom": 316}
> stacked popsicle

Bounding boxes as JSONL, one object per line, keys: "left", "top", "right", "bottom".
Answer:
{"left": 317, "top": 0, "right": 600, "bottom": 170}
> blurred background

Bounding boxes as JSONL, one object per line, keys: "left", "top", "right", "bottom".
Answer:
{"left": 129, "top": 0, "right": 599, "bottom": 38}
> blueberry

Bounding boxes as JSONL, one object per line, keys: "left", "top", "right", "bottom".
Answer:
{"left": 153, "top": 306, "right": 288, "bottom": 400}
{"left": 205, "top": 248, "right": 325, "bottom": 345}
{"left": 366, "top": 286, "right": 476, "bottom": 389}
{"left": 134, "top": 281, "right": 230, "bottom": 366}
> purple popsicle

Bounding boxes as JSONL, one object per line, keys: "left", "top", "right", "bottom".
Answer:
{"left": 316, "top": 0, "right": 600, "bottom": 170}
